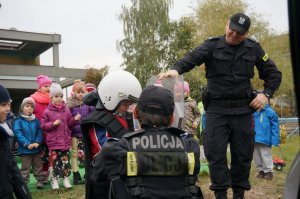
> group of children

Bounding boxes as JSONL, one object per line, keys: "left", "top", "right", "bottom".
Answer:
{"left": 0, "top": 73, "right": 282, "bottom": 199}
{"left": 10, "top": 75, "right": 96, "bottom": 190}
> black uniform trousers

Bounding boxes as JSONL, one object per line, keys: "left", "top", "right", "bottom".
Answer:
{"left": 202, "top": 112, "right": 254, "bottom": 191}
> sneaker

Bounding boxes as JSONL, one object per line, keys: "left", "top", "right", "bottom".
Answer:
{"left": 50, "top": 177, "right": 59, "bottom": 190}
{"left": 36, "top": 181, "right": 44, "bottom": 189}
{"left": 63, "top": 177, "right": 72, "bottom": 189}
{"left": 256, "top": 171, "right": 265, "bottom": 179}
{"left": 264, "top": 172, "right": 273, "bottom": 180}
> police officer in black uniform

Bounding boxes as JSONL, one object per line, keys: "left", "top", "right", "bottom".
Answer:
{"left": 159, "top": 13, "right": 282, "bottom": 199}
{"left": 91, "top": 85, "right": 203, "bottom": 199}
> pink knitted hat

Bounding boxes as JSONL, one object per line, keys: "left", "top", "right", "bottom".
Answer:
{"left": 36, "top": 75, "right": 52, "bottom": 88}
{"left": 85, "top": 83, "right": 96, "bottom": 92}
{"left": 183, "top": 81, "right": 190, "bottom": 94}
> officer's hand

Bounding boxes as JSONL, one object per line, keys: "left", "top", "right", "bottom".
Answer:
{"left": 157, "top": 70, "right": 179, "bottom": 80}
{"left": 250, "top": 93, "right": 268, "bottom": 110}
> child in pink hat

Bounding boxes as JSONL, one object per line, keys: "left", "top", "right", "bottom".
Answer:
{"left": 31, "top": 75, "right": 52, "bottom": 120}
{"left": 30, "top": 75, "right": 52, "bottom": 184}
{"left": 182, "top": 81, "right": 201, "bottom": 138}
{"left": 85, "top": 83, "right": 96, "bottom": 92}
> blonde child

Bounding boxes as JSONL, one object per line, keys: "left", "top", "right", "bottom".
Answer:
{"left": 67, "top": 80, "right": 94, "bottom": 185}
{"left": 13, "top": 97, "right": 44, "bottom": 189}
{"left": 41, "top": 83, "right": 81, "bottom": 190}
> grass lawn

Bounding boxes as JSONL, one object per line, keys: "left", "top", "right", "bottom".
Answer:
{"left": 26, "top": 135, "right": 299, "bottom": 199}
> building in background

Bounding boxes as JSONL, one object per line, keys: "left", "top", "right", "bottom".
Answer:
{"left": 0, "top": 28, "right": 86, "bottom": 114}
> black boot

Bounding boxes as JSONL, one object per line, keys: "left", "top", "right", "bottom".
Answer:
{"left": 214, "top": 190, "right": 227, "bottom": 199}
{"left": 73, "top": 172, "right": 84, "bottom": 185}
{"left": 233, "top": 189, "right": 245, "bottom": 199}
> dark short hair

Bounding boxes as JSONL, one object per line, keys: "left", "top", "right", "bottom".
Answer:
{"left": 136, "top": 108, "right": 172, "bottom": 127}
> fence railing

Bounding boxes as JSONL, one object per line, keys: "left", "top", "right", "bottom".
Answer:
{"left": 279, "top": 117, "right": 299, "bottom": 140}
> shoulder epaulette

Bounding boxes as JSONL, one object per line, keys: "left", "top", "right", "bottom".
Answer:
{"left": 247, "top": 37, "right": 260, "bottom": 44}
{"left": 123, "top": 129, "right": 145, "bottom": 138}
{"left": 180, "top": 132, "right": 194, "bottom": 139}
{"left": 168, "top": 127, "right": 186, "bottom": 135}
{"left": 208, "top": 36, "right": 221, "bottom": 41}
{"left": 107, "top": 137, "right": 119, "bottom": 142}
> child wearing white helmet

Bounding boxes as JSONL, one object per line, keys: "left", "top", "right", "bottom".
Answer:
{"left": 81, "top": 70, "right": 142, "bottom": 199}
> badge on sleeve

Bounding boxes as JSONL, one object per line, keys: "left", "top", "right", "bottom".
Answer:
{"left": 262, "top": 53, "right": 269, "bottom": 62}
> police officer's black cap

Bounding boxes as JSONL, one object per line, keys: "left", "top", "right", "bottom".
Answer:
{"left": 137, "top": 85, "right": 174, "bottom": 116}
{"left": 229, "top": 13, "right": 251, "bottom": 35}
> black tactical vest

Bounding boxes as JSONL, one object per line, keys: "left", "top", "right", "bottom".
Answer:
{"left": 81, "top": 110, "right": 129, "bottom": 199}
{"left": 111, "top": 127, "right": 203, "bottom": 199}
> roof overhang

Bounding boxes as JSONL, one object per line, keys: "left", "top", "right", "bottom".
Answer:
{"left": 0, "top": 29, "right": 61, "bottom": 58}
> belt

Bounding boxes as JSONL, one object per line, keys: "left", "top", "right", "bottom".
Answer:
{"left": 209, "top": 99, "right": 250, "bottom": 108}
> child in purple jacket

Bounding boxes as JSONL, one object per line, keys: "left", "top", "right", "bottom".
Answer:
{"left": 67, "top": 80, "right": 94, "bottom": 185}
{"left": 41, "top": 83, "right": 81, "bottom": 190}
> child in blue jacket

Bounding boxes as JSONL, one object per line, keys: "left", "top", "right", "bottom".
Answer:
{"left": 253, "top": 103, "right": 279, "bottom": 180}
{"left": 14, "top": 97, "right": 44, "bottom": 189}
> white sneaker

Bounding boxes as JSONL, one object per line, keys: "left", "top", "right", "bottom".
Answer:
{"left": 50, "top": 177, "right": 59, "bottom": 190}
{"left": 63, "top": 177, "right": 72, "bottom": 189}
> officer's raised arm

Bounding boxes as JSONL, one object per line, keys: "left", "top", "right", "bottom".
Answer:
{"left": 158, "top": 39, "right": 210, "bottom": 80}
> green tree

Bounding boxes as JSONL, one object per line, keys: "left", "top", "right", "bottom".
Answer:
{"left": 254, "top": 34, "right": 295, "bottom": 113}
{"left": 118, "top": 0, "right": 174, "bottom": 86}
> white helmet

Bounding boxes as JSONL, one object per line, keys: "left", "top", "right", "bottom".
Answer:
{"left": 97, "top": 70, "right": 142, "bottom": 111}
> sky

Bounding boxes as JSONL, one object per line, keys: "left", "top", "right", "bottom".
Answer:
{"left": 0, "top": 0, "right": 289, "bottom": 71}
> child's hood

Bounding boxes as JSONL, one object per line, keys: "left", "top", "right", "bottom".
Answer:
{"left": 48, "top": 101, "right": 67, "bottom": 111}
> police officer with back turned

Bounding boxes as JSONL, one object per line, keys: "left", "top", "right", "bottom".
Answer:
{"left": 91, "top": 85, "right": 203, "bottom": 199}
{"left": 159, "top": 13, "right": 282, "bottom": 199}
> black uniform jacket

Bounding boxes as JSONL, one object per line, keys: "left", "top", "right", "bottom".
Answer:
{"left": 91, "top": 126, "right": 202, "bottom": 199}
{"left": 0, "top": 125, "right": 32, "bottom": 199}
{"left": 173, "top": 36, "right": 282, "bottom": 114}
